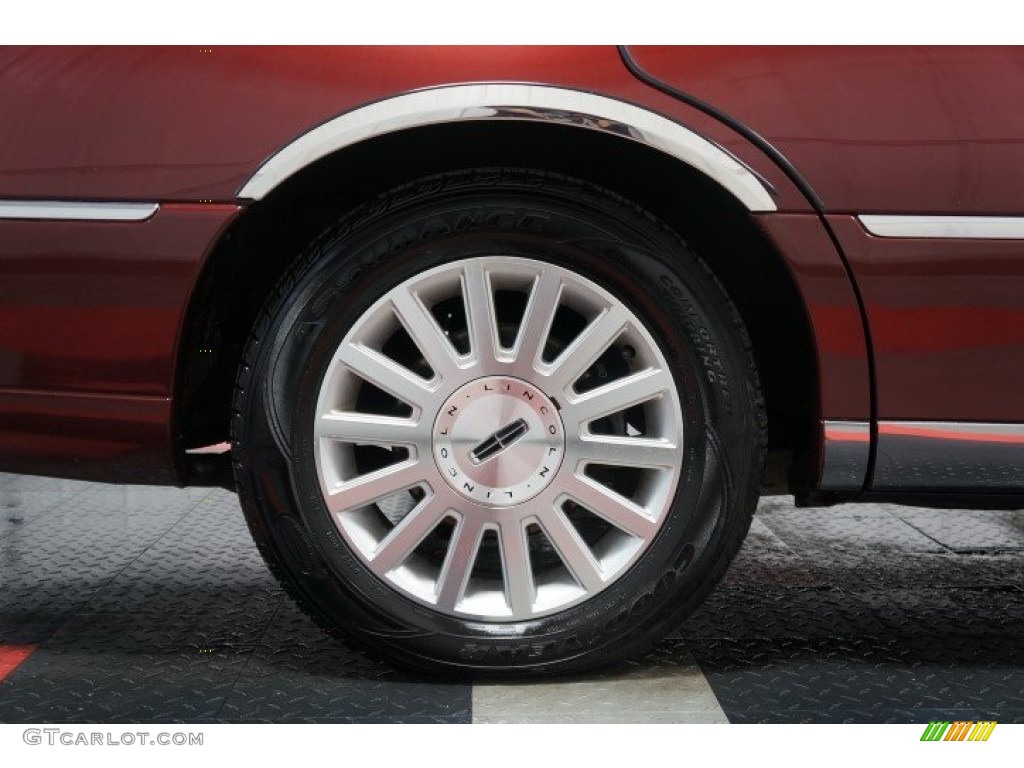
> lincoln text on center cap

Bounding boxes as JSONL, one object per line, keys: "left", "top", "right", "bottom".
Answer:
{"left": 432, "top": 376, "right": 565, "bottom": 507}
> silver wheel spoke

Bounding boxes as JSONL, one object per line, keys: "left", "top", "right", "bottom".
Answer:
{"left": 512, "top": 269, "right": 563, "bottom": 368}
{"left": 325, "top": 459, "right": 425, "bottom": 514}
{"left": 545, "top": 305, "right": 630, "bottom": 393}
{"left": 539, "top": 507, "right": 604, "bottom": 591}
{"left": 371, "top": 493, "right": 451, "bottom": 573}
{"left": 316, "top": 412, "right": 424, "bottom": 447}
{"left": 574, "top": 435, "right": 678, "bottom": 468}
{"left": 463, "top": 262, "right": 499, "bottom": 366}
{"left": 565, "top": 367, "right": 673, "bottom": 427}
{"left": 499, "top": 519, "right": 534, "bottom": 616}
{"left": 436, "top": 516, "right": 485, "bottom": 612}
{"left": 562, "top": 474, "right": 659, "bottom": 539}
{"left": 337, "top": 342, "right": 434, "bottom": 412}
{"left": 390, "top": 287, "right": 461, "bottom": 383}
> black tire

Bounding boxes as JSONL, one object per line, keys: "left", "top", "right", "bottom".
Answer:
{"left": 231, "top": 168, "right": 766, "bottom": 675}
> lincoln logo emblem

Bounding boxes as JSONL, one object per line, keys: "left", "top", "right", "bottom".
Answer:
{"left": 468, "top": 418, "right": 530, "bottom": 466}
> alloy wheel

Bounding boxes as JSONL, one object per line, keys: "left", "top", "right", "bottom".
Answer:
{"left": 312, "top": 256, "right": 685, "bottom": 621}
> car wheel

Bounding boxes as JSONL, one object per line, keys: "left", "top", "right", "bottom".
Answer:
{"left": 232, "top": 168, "right": 765, "bottom": 674}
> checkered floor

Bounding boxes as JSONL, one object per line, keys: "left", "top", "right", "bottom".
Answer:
{"left": 1, "top": 472, "right": 1021, "bottom": 723}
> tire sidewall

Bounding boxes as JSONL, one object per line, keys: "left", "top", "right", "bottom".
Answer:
{"left": 235, "top": 172, "right": 760, "bottom": 672}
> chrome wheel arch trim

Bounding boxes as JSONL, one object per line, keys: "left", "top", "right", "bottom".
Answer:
{"left": 859, "top": 214, "right": 1024, "bottom": 240}
{"left": 0, "top": 200, "right": 159, "bottom": 222}
{"left": 874, "top": 420, "right": 1024, "bottom": 491}
{"left": 821, "top": 418, "right": 1024, "bottom": 493}
{"left": 236, "top": 83, "right": 778, "bottom": 212}
{"left": 820, "top": 420, "right": 871, "bottom": 492}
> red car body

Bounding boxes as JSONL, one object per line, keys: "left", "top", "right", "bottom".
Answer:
{"left": 1, "top": 45, "right": 1022, "bottom": 503}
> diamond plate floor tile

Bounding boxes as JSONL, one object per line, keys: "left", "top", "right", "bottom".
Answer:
{"left": 689, "top": 637, "right": 962, "bottom": 723}
{"left": 0, "top": 478, "right": 1021, "bottom": 724}
{"left": 0, "top": 490, "right": 80, "bottom": 537}
{"left": 0, "top": 613, "right": 69, "bottom": 646}
{"left": 687, "top": 593, "right": 1024, "bottom": 723}
{"left": 758, "top": 501, "right": 948, "bottom": 555}
{"left": 672, "top": 585, "right": 889, "bottom": 640}
{"left": 681, "top": 498, "right": 1024, "bottom": 723}
{"left": 843, "top": 588, "right": 1024, "bottom": 639}
{"left": 720, "top": 517, "right": 829, "bottom": 588}
{"left": 807, "top": 551, "right": 1024, "bottom": 590}
{"left": 217, "top": 603, "right": 471, "bottom": 723}
{"left": 896, "top": 509, "right": 1024, "bottom": 552}
{"left": 83, "top": 497, "right": 282, "bottom": 616}
{"left": 0, "top": 474, "right": 96, "bottom": 541}
{"left": 473, "top": 649, "right": 727, "bottom": 723}
{"left": 0, "top": 474, "right": 95, "bottom": 494}
{"left": 0, "top": 645, "right": 251, "bottom": 723}
{"left": 0, "top": 511, "right": 194, "bottom": 616}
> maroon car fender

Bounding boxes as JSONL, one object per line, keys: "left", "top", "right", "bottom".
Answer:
{"left": 0, "top": 46, "right": 871, "bottom": 491}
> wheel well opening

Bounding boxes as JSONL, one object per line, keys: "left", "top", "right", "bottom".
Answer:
{"left": 175, "top": 121, "right": 818, "bottom": 491}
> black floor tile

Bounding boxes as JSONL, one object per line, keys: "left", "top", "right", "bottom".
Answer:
{"left": 0, "top": 477, "right": 1020, "bottom": 724}
{"left": 216, "top": 604, "right": 471, "bottom": 723}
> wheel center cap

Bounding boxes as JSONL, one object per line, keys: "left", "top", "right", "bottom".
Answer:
{"left": 432, "top": 376, "right": 565, "bottom": 507}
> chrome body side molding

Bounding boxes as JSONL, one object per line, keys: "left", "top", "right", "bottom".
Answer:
{"left": 0, "top": 201, "right": 159, "bottom": 222}
{"left": 820, "top": 420, "right": 871, "bottom": 492}
{"left": 859, "top": 215, "right": 1024, "bottom": 240}
{"left": 874, "top": 421, "right": 1024, "bottom": 491}
{"left": 236, "top": 84, "right": 778, "bottom": 211}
